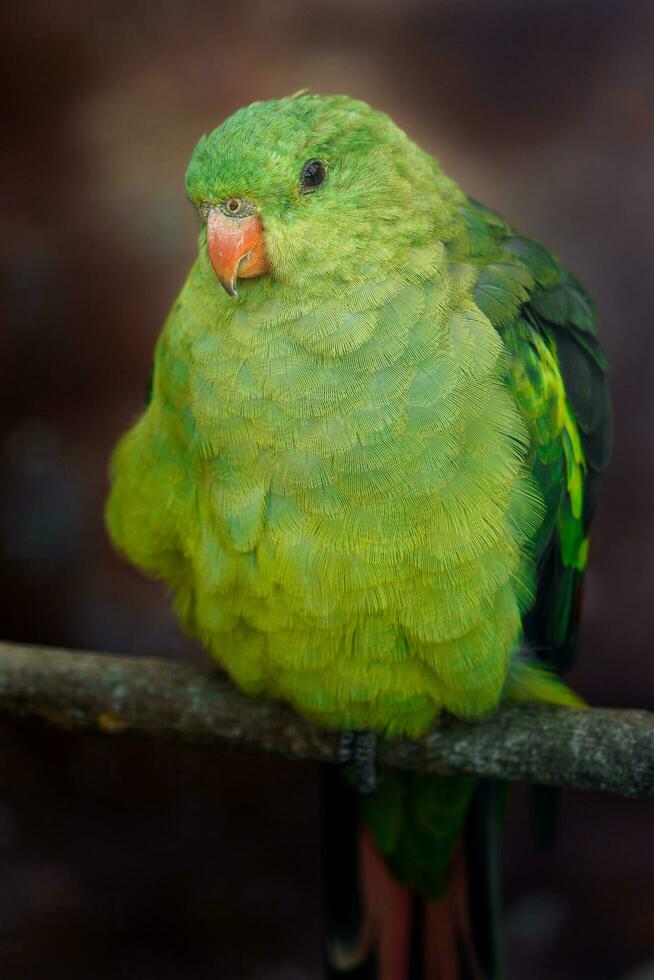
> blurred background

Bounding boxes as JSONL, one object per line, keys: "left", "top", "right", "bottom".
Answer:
{"left": 1, "top": 0, "right": 653, "bottom": 977}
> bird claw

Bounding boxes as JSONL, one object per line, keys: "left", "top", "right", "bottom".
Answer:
{"left": 337, "top": 730, "right": 356, "bottom": 764}
{"left": 337, "top": 730, "right": 379, "bottom": 795}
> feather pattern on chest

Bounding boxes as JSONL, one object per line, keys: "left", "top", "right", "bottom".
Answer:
{"left": 107, "top": 243, "right": 543, "bottom": 736}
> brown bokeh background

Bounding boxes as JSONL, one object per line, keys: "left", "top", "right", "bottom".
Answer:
{"left": 1, "top": 1, "right": 654, "bottom": 978}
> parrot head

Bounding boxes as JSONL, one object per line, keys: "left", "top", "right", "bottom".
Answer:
{"left": 185, "top": 94, "right": 457, "bottom": 298}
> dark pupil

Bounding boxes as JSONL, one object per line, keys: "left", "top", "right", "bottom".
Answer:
{"left": 303, "top": 160, "right": 324, "bottom": 187}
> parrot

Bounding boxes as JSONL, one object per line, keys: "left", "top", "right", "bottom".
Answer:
{"left": 105, "top": 93, "right": 612, "bottom": 979}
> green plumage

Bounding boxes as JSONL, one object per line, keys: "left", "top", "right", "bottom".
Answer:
{"left": 106, "top": 95, "right": 612, "bottom": 908}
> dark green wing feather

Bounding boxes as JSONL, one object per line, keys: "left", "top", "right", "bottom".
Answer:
{"left": 465, "top": 199, "right": 613, "bottom": 673}
{"left": 462, "top": 199, "right": 613, "bottom": 852}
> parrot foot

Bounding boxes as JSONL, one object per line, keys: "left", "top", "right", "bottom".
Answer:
{"left": 337, "top": 731, "right": 378, "bottom": 795}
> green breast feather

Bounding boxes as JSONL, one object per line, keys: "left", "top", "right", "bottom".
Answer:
{"left": 106, "top": 201, "right": 609, "bottom": 738}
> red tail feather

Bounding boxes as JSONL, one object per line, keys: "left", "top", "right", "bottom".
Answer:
{"left": 360, "top": 830, "right": 482, "bottom": 980}
{"left": 360, "top": 828, "right": 413, "bottom": 980}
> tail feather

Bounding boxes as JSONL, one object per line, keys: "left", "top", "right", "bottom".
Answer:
{"left": 463, "top": 781, "right": 505, "bottom": 980}
{"left": 322, "top": 767, "right": 504, "bottom": 980}
{"left": 360, "top": 828, "right": 413, "bottom": 980}
{"left": 423, "top": 851, "right": 476, "bottom": 980}
{"left": 322, "top": 764, "right": 377, "bottom": 978}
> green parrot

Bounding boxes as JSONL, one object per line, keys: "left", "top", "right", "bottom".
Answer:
{"left": 106, "top": 94, "right": 612, "bottom": 979}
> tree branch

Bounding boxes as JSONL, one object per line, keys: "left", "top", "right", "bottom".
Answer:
{"left": 0, "top": 639, "right": 652, "bottom": 799}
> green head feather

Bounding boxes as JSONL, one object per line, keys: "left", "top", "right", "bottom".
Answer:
{"left": 185, "top": 94, "right": 465, "bottom": 291}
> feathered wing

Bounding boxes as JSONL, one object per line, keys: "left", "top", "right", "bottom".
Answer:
{"left": 469, "top": 199, "right": 613, "bottom": 857}
{"left": 467, "top": 198, "right": 613, "bottom": 676}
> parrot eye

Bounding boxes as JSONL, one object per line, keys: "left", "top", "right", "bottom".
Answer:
{"left": 300, "top": 159, "right": 327, "bottom": 193}
{"left": 219, "top": 196, "right": 252, "bottom": 218}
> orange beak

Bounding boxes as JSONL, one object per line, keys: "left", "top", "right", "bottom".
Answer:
{"left": 206, "top": 207, "right": 270, "bottom": 298}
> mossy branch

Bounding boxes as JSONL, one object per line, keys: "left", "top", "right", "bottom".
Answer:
{"left": 0, "top": 639, "right": 652, "bottom": 798}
